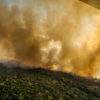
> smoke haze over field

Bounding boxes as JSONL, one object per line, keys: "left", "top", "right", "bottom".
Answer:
{"left": 0, "top": 0, "right": 100, "bottom": 78}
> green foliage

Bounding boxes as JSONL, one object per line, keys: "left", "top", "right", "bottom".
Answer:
{"left": 0, "top": 66, "right": 100, "bottom": 100}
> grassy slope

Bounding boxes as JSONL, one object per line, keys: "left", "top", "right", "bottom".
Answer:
{"left": 0, "top": 64, "right": 100, "bottom": 100}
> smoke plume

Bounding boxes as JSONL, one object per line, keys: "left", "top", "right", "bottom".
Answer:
{"left": 0, "top": 0, "right": 100, "bottom": 78}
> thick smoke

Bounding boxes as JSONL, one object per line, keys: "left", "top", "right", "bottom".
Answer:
{"left": 0, "top": 0, "right": 100, "bottom": 78}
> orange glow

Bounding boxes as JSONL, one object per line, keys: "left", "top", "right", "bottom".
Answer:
{"left": 0, "top": 0, "right": 100, "bottom": 78}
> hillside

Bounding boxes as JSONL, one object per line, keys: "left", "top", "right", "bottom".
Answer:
{"left": 0, "top": 63, "right": 100, "bottom": 100}
{"left": 80, "top": 0, "right": 100, "bottom": 9}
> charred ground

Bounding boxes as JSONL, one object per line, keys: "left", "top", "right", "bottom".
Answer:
{"left": 0, "top": 63, "right": 100, "bottom": 100}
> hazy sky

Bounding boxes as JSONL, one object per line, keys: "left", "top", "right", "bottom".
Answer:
{"left": 0, "top": 0, "right": 100, "bottom": 78}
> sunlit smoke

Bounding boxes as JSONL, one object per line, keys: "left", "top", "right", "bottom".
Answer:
{"left": 0, "top": 0, "right": 100, "bottom": 78}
